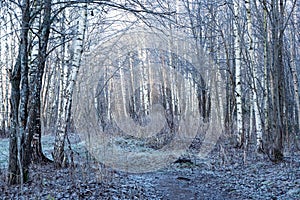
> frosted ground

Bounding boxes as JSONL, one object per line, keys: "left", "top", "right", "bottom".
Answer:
{"left": 1, "top": 134, "right": 300, "bottom": 199}
{"left": 0, "top": 134, "right": 86, "bottom": 168}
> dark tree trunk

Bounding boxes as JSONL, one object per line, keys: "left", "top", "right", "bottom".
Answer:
{"left": 8, "top": 0, "right": 53, "bottom": 184}
{"left": 28, "top": 0, "right": 52, "bottom": 163}
{"left": 268, "top": 0, "right": 285, "bottom": 162}
{"left": 8, "top": 0, "right": 30, "bottom": 185}
{"left": 8, "top": 54, "right": 21, "bottom": 185}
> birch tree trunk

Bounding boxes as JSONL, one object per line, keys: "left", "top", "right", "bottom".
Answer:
{"left": 233, "top": 0, "right": 243, "bottom": 147}
{"left": 56, "top": 6, "right": 70, "bottom": 134}
{"left": 3, "top": 11, "right": 10, "bottom": 136}
{"left": 54, "top": 4, "right": 87, "bottom": 167}
{"left": 245, "top": 0, "right": 263, "bottom": 152}
{"left": 263, "top": 0, "right": 270, "bottom": 147}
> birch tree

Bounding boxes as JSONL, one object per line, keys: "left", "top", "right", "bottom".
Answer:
{"left": 233, "top": 0, "right": 243, "bottom": 147}
{"left": 52, "top": 0, "right": 175, "bottom": 167}
{"left": 0, "top": 1, "right": 14, "bottom": 137}
{"left": 245, "top": 0, "right": 263, "bottom": 152}
{"left": 53, "top": 4, "right": 88, "bottom": 167}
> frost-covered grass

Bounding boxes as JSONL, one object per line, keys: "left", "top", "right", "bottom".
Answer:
{"left": 0, "top": 136, "right": 58, "bottom": 168}
{"left": 0, "top": 135, "right": 58, "bottom": 167}
{"left": 0, "top": 137, "right": 9, "bottom": 168}
{"left": 0, "top": 134, "right": 87, "bottom": 168}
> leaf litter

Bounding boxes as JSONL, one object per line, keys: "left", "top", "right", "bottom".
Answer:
{"left": 0, "top": 134, "right": 299, "bottom": 200}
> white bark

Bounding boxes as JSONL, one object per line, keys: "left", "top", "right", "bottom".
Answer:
{"left": 148, "top": 55, "right": 153, "bottom": 108}
{"left": 119, "top": 61, "right": 127, "bottom": 117}
{"left": 2, "top": 12, "right": 9, "bottom": 132}
{"left": 44, "top": 62, "right": 57, "bottom": 130}
{"left": 54, "top": 5, "right": 87, "bottom": 166}
{"left": 107, "top": 68, "right": 112, "bottom": 120}
{"left": 129, "top": 54, "right": 135, "bottom": 117}
{"left": 263, "top": 1, "right": 269, "bottom": 140}
{"left": 138, "top": 48, "right": 149, "bottom": 115}
{"left": 217, "top": 68, "right": 224, "bottom": 128}
{"left": 246, "top": 0, "right": 263, "bottom": 151}
{"left": 233, "top": 0, "right": 243, "bottom": 146}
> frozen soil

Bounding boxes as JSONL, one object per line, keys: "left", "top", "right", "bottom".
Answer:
{"left": 0, "top": 134, "right": 300, "bottom": 200}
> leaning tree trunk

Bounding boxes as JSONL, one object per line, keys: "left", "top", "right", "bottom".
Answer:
{"left": 53, "top": 4, "right": 87, "bottom": 167}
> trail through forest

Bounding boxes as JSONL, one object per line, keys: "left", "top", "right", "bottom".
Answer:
{"left": 0, "top": 134, "right": 300, "bottom": 199}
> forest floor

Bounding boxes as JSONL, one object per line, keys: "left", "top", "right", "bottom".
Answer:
{"left": 0, "top": 134, "right": 300, "bottom": 200}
